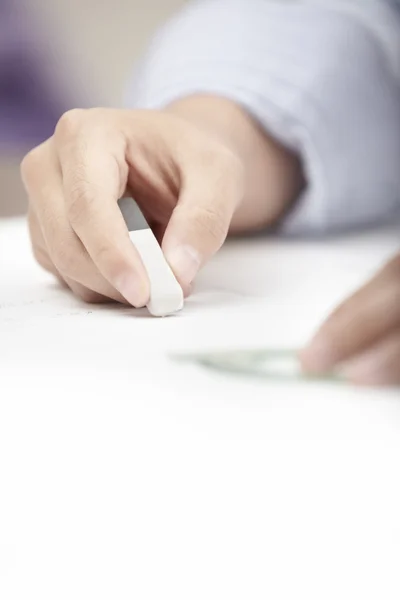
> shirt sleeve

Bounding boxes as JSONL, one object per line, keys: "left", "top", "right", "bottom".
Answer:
{"left": 125, "top": 0, "right": 400, "bottom": 235}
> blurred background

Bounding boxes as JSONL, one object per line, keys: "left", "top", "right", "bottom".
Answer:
{"left": 0, "top": 0, "right": 185, "bottom": 216}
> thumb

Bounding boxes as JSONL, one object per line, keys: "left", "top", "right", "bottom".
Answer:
{"left": 162, "top": 150, "right": 243, "bottom": 288}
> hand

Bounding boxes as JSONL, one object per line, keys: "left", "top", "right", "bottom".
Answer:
{"left": 300, "top": 254, "right": 400, "bottom": 386}
{"left": 22, "top": 96, "right": 302, "bottom": 306}
{"left": 21, "top": 107, "right": 244, "bottom": 305}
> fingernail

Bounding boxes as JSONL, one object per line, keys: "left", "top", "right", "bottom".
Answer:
{"left": 165, "top": 245, "right": 201, "bottom": 287}
{"left": 300, "top": 338, "right": 337, "bottom": 374}
{"left": 116, "top": 273, "right": 149, "bottom": 307}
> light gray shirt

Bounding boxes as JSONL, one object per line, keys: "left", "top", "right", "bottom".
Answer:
{"left": 126, "top": 0, "right": 400, "bottom": 235}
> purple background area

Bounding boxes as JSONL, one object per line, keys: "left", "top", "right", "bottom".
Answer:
{"left": 0, "top": 0, "right": 65, "bottom": 149}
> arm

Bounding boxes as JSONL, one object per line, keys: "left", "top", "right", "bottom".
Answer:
{"left": 127, "top": 0, "right": 400, "bottom": 235}
{"left": 22, "top": 0, "right": 400, "bottom": 311}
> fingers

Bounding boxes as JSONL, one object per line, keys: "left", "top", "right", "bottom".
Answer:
{"left": 28, "top": 206, "right": 59, "bottom": 278}
{"left": 28, "top": 205, "right": 109, "bottom": 302}
{"left": 22, "top": 109, "right": 151, "bottom": 307}
{"left": 22, "top": 139, "right": 127, "bottom": 304}
{"left": 300, "top": 255, "right": 400, "bottom": 383}
{"left": 23, "top": 107, "right": 244, "bottom": 305}
{"left": 55, "top": 110, "right": 150, "bottom": 306}
{"left": 341, "top": 329, "right": 400, "bottom": 387}
{"left": 162, "top": 144, "right": 244, "bottom": 288}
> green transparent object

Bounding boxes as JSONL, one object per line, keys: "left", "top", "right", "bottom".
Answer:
{"left": 172, "top": 349, "right": 342, "bottom": 384}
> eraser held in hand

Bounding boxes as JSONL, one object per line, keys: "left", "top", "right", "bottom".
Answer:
{"left": 129, "top": 228, "right": 184, "bottom": 317}
{"left": 119, "top": 198, "right": 184, "bottom": 317}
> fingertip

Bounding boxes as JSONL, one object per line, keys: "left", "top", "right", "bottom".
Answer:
{"left": 299, "top": 338, "right": 338, "bottom": 375}
{"left": 115, "top": 271, "right": 150, "bottom": 308}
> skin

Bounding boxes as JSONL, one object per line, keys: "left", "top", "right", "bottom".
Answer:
{"left": 22, "top": 95, "right": 398, "bottom": 387}
{"left": 21, "top": 96, "right": 303, "bottom": 303}
{"left": 300, "top": 254, "right": 400, "bottom": 387}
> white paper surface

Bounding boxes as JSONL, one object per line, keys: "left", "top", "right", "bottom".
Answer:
{"left": 1, "top": 217, "right": 400, "bottom": 599}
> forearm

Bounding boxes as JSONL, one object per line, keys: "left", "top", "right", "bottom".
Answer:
{"left": 167, "top": 95, "right": 304, "bottom": 233}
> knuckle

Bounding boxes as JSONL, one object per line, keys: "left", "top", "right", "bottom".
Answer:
{"left": 66, "top": 182, "right": 95, "bottom": 226}
{"left": 191, "top": 204, "right": 229, "bottom": 243}
{"left": 92, "top": 242, "right": 112, "bottom": 265}
{"left": 65, "top": 156, "right": 102, "bottom": 226}
{"left": 20, "top": 147, "right": 42, "bottom": 185}
{"left": 55, "top": 108, "right": 86, "bottom": 140}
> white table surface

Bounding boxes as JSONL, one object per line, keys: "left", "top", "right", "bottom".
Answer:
{"left": 1, "top": 217, "right": 400, "bottom": 599}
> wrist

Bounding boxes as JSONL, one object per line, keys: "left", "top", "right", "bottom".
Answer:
{"left": 166, "top": 95, "right": 304, "bottom": 232}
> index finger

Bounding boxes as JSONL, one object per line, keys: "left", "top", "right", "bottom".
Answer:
{"left": 56, "top": 112, "right": 150, "bottom": 307}
{"left": 162, "top": 144, "right": 244, "bottom": 288}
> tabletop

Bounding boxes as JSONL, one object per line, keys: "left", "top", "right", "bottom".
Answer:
{"left": 1, "top": 217, "right": 400, "bottom": 599}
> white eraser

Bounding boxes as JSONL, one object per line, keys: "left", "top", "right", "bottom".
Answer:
{"left": 129, "top": 229, "right": 184, "bottom": 317}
